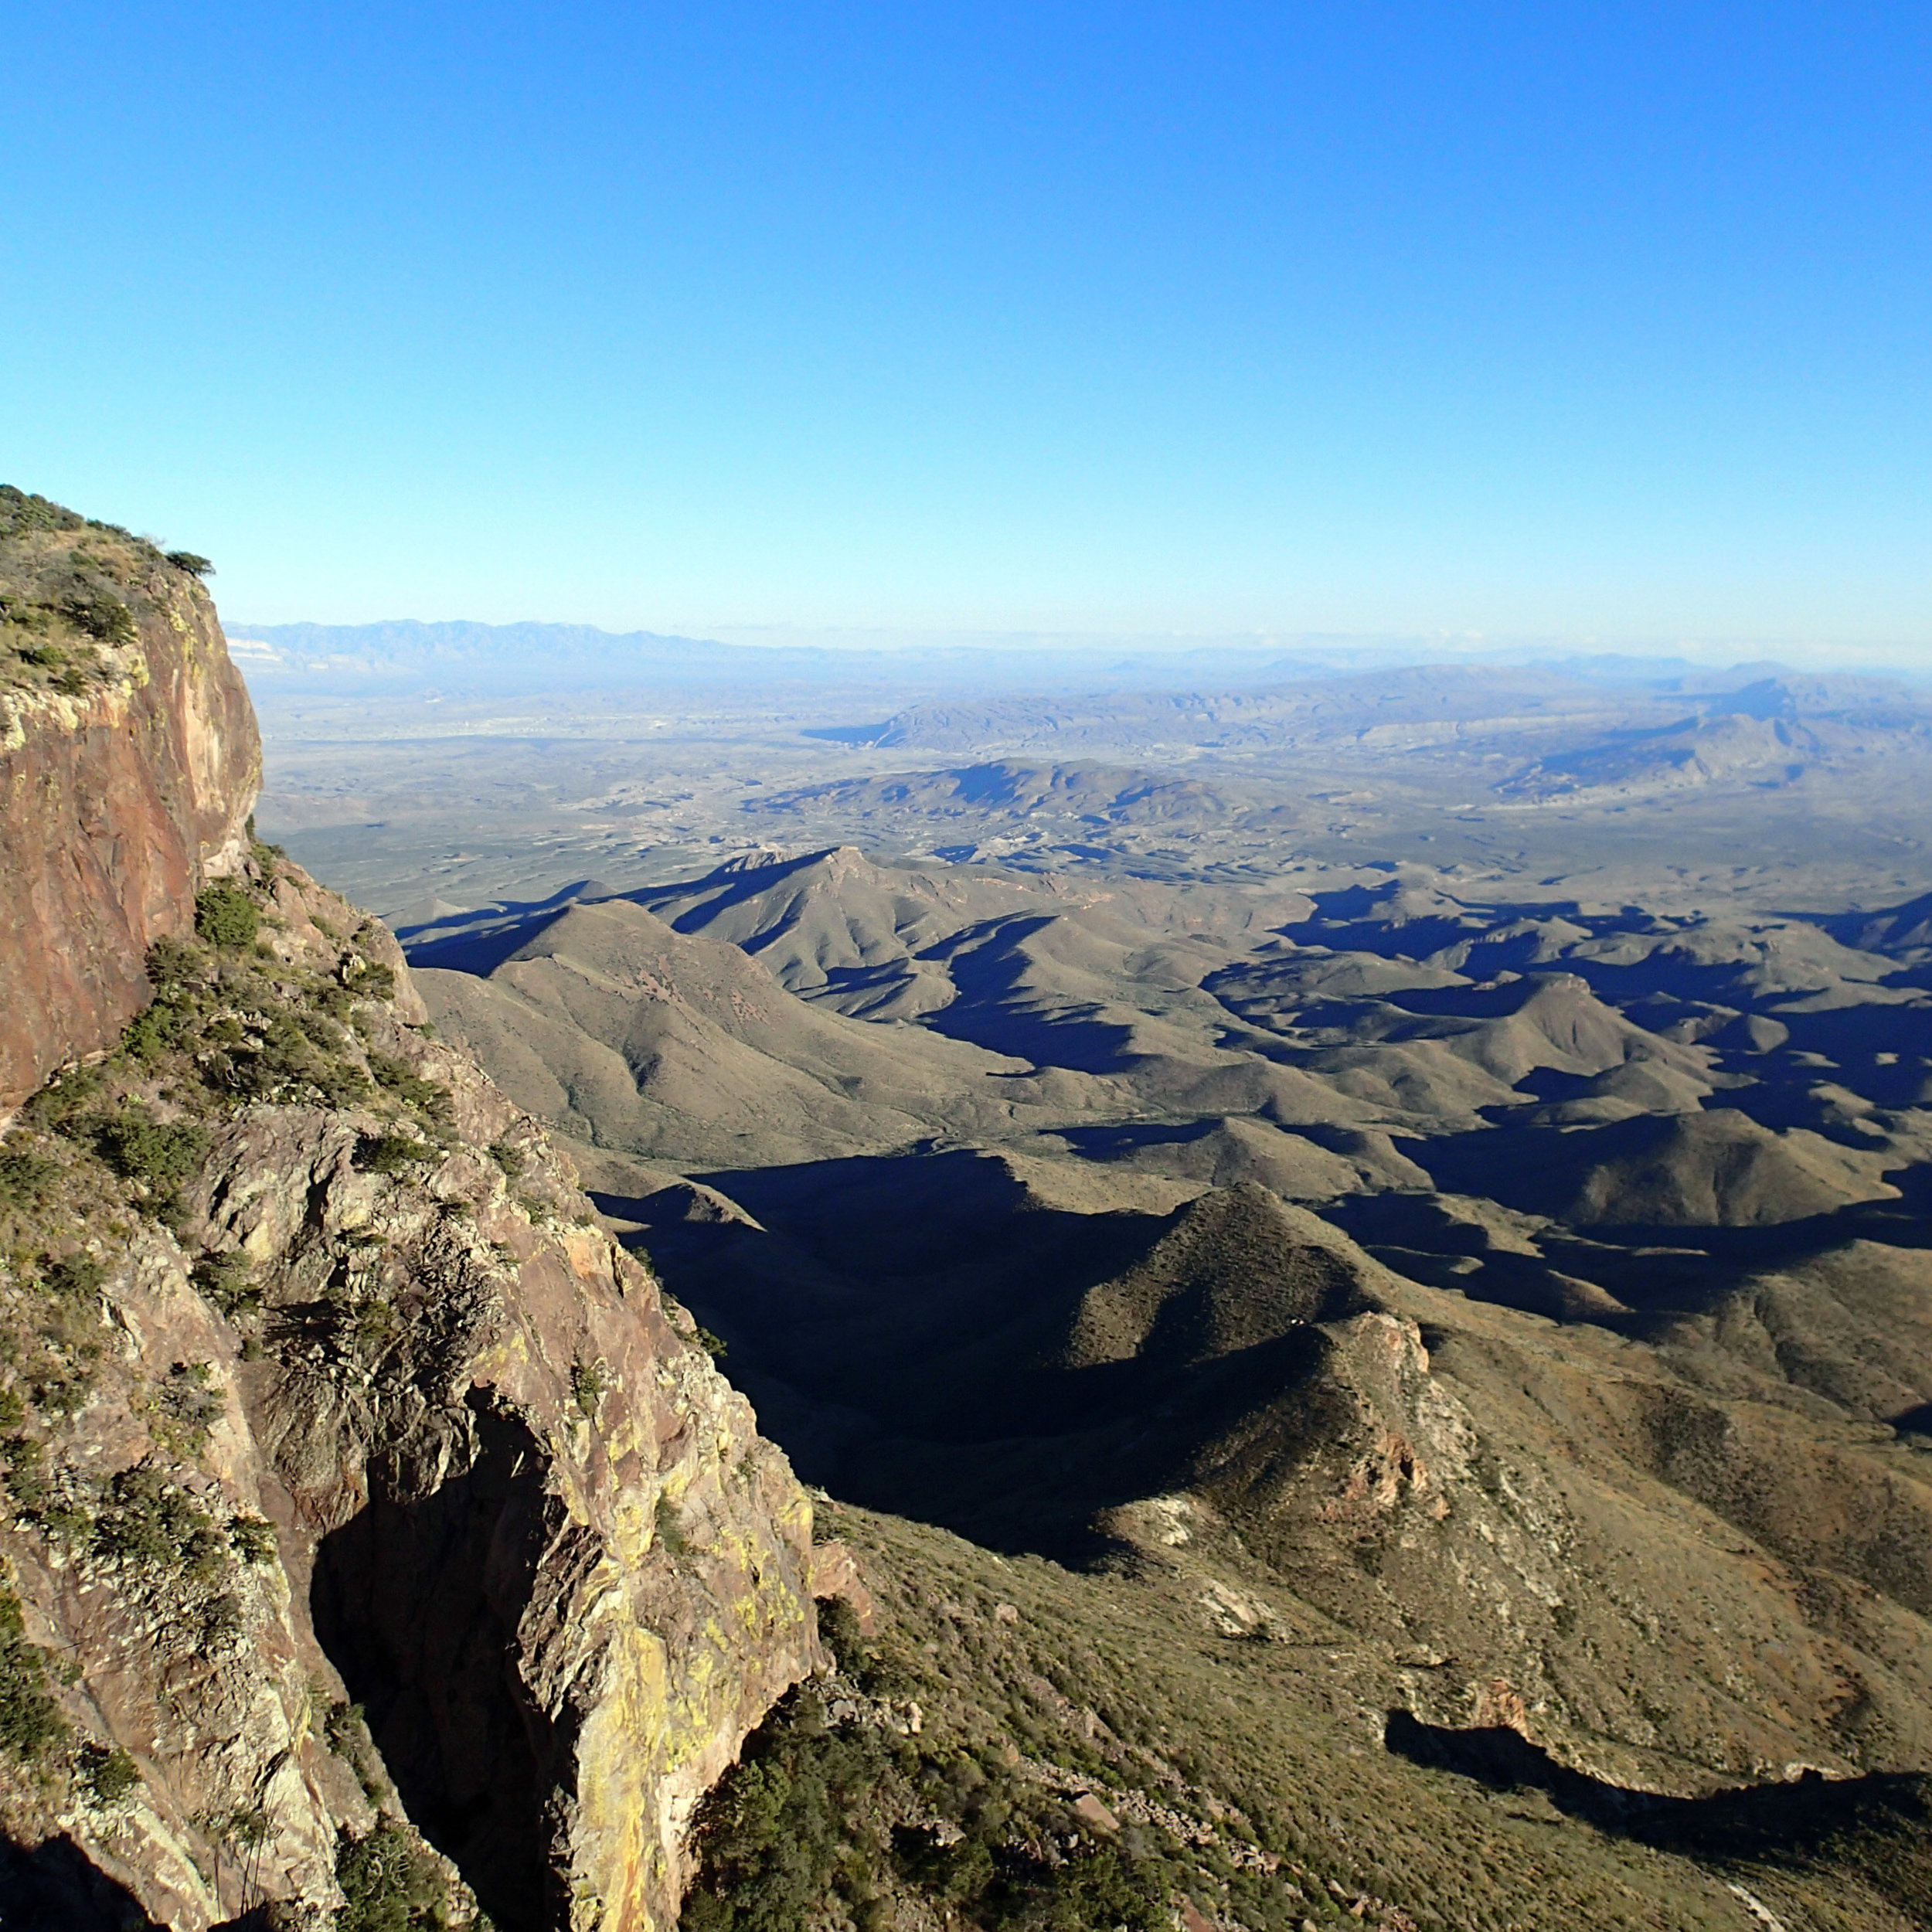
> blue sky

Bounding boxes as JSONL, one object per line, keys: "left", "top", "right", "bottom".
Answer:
{"left": 4, "top": 3, "right": 1928, "bottom": 652}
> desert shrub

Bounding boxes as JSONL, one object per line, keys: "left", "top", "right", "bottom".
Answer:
{"left": 192, "top": 1251, "right": 261, "bottom": 1322}
{"left": 59, "top": 587, "right": 136, "bottom": 648}
{"left": 366, "top": 1052, "right": 449, "bottom": 1121}
{"left": 200, "top": 1591, "right": 243, "bottom": 1644}
{"left": 0, "top": 1585, "right": 67, "bottom": 1767}
{"left": 335, "top": 1820, "right": 446, "bottom": 1932}
{"left": 355, "top": 1131, "right": 427, "bottom": 1175}
{"left": 165, "top": 550, "right": 213, "bottom": 577}
{"left": 324, "top": 1699, "right": 389, "bottom": 1802}
{"left": 195, "top": 885, "right": 260, "bottom": 951}
{"left": 695, "top": 1325, "right": 730, "bottom": 1361}
{"left": 316, "top": 982, "right": 357, "bottom": 1024}
{"left": 94, "top": 1112, "right": 208, "bottom": 1195}
{"left": 571, "top": 1358, "right": 607, "bottom": 1418}
{"left": 23, "top": 1063, "right": 101, "bottom": 1131}
{"left": 488, "top": 1141, "right": 526, "bottom": 1180}
{"left": 2, "top": 1436, "right": 49, "bottom": 1509}
{"left": 296, "top": 1009, "right": 349, "bottom": 1053}
{"left": 0, "top": 1141, "right": 61, "bottom": 1209}
{"left": 229, "top": 1514, "right": 277, "bottom": 1565}
{"left": 655, "top": 1491, "right": 690, "bottom": 1557}
{"left": 145, "top": 934, "right": 209, "bottom": 992}
{"left": 44, "top": 1253, "right": 107, "bottom": 1303}
{"left": 818, "top": 1596, "right": 869, "bottom": 1677}
{"left": 77, "top": 1741, "right": 141, "bottom": 1807}
{"left": 155, "top": 1361, "right": 221, "bottom": 1450}
{"left": 93, "top": 1465, "right": 224, "bottom": 1575}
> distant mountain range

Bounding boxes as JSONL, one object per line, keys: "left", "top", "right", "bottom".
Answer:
{"left": 226, "top": 616, "right": 1855, "bottom": 700}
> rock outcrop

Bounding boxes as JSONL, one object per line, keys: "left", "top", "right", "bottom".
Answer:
{"left": 1, "top": 487, "right": 260, "bottom": 1117}
{"left": 0, "top": 491, "right": 824, "bottom": 1930}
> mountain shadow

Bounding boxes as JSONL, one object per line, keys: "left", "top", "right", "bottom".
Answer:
{"left": 1384, "top": 1710, "right": 1932, "bottom": 1923}
{"left": 617, "top": 1161, "right": 1376, "bottom": 1561}
{"left": 0, "top": 1831, "right": 166, "bottom": 1932}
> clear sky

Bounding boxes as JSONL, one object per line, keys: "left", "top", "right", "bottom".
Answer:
{"left": 4, "top": 3, "right": 1928, "bottom": 653}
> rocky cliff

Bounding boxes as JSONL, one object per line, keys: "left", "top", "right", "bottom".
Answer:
{"left": 0, "top": 488, "right": 260, "bottom": 1118}
{"left": 0, "top": 491, "right": 825, "bottom": 1930}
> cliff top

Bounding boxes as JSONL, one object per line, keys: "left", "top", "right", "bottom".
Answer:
{"left": 0, "top": 485, "right": 215, "bottom": 706}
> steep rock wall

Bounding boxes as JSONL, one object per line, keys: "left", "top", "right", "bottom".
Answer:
{"left": 1, "top": 493, "right": 260, "bottom": 1115}
{"left": 0, "top": 857, "right": 824, "bottom": 1930}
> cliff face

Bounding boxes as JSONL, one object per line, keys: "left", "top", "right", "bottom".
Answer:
{"left": 0, "top": 491, "right": 824, "bottom": 1930}
{"left": 0, "top": 487, "right": 260, "bottom": 1117}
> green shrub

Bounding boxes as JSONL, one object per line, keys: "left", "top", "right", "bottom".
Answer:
{"left": 0, "top": 1141, "right": 62, "bottom": 1208}
{"left": 335, "top": 1820, "right": 446, "bottom": 1932}
{"left": 695, "top": 1325, "right": 730, "bottom": 1361}
{"left": 60, "top": 589, "right": 136, "bottom": 648}
{"left": 191, "top": 1252, "right": 261, "bottom": 1322}
{"left": 77, "top": 1741, "right": 141, "bottom": 1807}
{"left": 165, "top": 551, "right": 213, "bottom": 577}
{"left": 229, "top": 1515, "right": 277, "bottom": 1565}
{"left": 195, "top": 886, "right": 260, "bottom": 951}
{"left": 93, "top": 1465, "right": 223, "bottom": 1574}
{"left": 571, "top": 1359, "right": 607, "bottom": 1419}
{"left": 488, "top": 1141, "right": 526, "bottom": 1180}
{"left": 94, "top": 1112, "right": 209, "bottom": 1194}
{"left": 0, "top": 1585, "right": 67, "bottom": 1767}
{"left": 355, "top": 1131, "right": 427, "bottom": 1175}
{"left": 2, "top": 1436, "right": 49, "bottom": 1509}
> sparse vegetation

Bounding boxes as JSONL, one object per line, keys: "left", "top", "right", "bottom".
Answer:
{"left": 366, "top": 1051, "right": 451, "bottom": 1123}
{"left": 229, "top": 1514, "right": 277, "bottom": 1565}
{"left": 325, "top": 1700, "right": 389, "bottom": 1806}
{"left": 0, "top": 1583, "right": 67, "bottom": 1768}
{"left": 192, "top": 1250, "right": 262, "bottom": 1323}
{"left": 571, "top": 1356, "right": 607, "bottom": 1417}
{"left": 654, "top": 1489, "right": 690, "bottom": 1557}
{"left": 153, "top": 1359, "right": 221, "bottom": 1453}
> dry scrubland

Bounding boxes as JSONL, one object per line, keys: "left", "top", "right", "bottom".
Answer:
{"left": 379, "top": 655, "right": 1932, "bottom": 1927}
{"left": 7, "top": 490, "right": 1932, "bottom": 1930}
